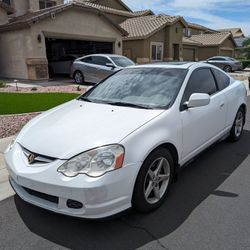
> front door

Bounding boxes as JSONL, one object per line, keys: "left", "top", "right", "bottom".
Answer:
{"left": 180, "top": 68, "right": 226, "bottom": 162}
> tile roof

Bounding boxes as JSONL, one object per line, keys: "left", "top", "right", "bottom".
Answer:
{"left": 82, "top": 0, "right": 132, "bottom": 12}
{"left": 73, "top": 0, "right": 150, "bottom": 17}
{"left": 188, "top": 32, "right": 235, "bottom": 46}
{"left": 188, "top": 22, "right": 218, "bottom": 33}
{"left": 120, "top": 14, "right": 187, "bottom": 40}
{"left": 0, "top": 2, "right": 128, "bottom": 35}
{"left": 182, "top": 36, "right": 202, "bottom": 46}
{"left": 218, "top": 28, "right": 244, "bottom": 38}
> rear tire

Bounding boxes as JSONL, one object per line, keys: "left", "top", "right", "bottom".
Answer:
{"left": 132, "top": 148, "right": 174, "bottom": 213}
{"left": 224, "top": 65, "right": 232, "bottom": 73}
{"left": 229, "top": 107, "right": 245, "bottom": 142}
{"left": 73, "top": 71, "right": 84, "bottom": 84}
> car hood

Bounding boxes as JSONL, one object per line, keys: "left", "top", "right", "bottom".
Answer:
{"left": 17, "top": 100, "right": 164, "bottom": 159}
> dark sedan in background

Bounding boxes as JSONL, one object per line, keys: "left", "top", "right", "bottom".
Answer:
{"left": 206, "top": 56, "right": 243, "bottom": 72}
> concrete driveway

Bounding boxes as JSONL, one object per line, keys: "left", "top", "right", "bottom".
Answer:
{"left": 0, "top": 100, "right": 250, "bottom": 250}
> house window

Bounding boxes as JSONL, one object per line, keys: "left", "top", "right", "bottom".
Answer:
{"left": 151, "top": 42, "right": 164, "bottom": 61}
{"left": 39, "top": 0, "right": 56, "bottom": 9}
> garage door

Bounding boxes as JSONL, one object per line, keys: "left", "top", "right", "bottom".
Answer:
{"left": 183, "top": 48, "right": 195, "bottom": 61}
{"left": 46, "top": 38, "right": 113, "bottom": 61}
{"left": 220, "top": 49, "right": 233, "bottom": 57}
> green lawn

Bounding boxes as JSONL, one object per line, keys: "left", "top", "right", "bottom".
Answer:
{"left": 0, "top": 93, "right": 80, "bottom": 115}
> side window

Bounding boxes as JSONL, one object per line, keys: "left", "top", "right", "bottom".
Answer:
{"left": 182, "top": 68, "right": 217, "bottom": 104}
{"left": 92, "top": 56, "right": 111, "bottom": 66}
{"left": 81, "top": 56, "right": 93, "bottom": 64}
{"left": 212, "top": 68, "right": 230, "bottom": 91}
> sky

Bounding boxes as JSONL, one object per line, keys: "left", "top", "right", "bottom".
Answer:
{"left": 123, "top": 0, "right": 250, "bottom": 35}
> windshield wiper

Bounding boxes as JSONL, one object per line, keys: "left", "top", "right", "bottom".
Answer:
{"left": 104, "top": 101, "right": 153, "bottom": 109}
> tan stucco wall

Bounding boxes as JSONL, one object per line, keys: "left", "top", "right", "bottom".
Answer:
{"left": 123, "top": 40, "right": 147, "bottom": 63}
{"left": 0, "top": 29, "right": 31, "bottom": 79}
{"left": 198, "top": 47, "right": 219, "bottom": 60}
{"left": 0, "top": 7, "right": 8, "bottom": 25}
{"left": 12, "top": 0, "right": 29, "bottom": 16}
{"left": 183, "top": 45, "right": 199, "bottom": 61}
{"left": 105, "top": 13, "right": 128, "bottom": 24}
{"left": 124, "top": 21, "right": 185, "bottom": 64}
{"left": 219, "top": 37, "right": 235, "bottom": 57}
{"left": 165, "top": 21, "right": 184, "bottom": 60}
{"left": 0, "top": 7, "right": 123, "bottom": 80}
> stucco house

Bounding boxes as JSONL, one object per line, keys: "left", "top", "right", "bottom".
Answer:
{"left": 0, "top": 0, "right": 135, "bottom": 80}
{"left": 0, "top": 0, "right": 240, "bottom": 80}
{"left": 120, "top": 14, "right": 187, "bottom": 63}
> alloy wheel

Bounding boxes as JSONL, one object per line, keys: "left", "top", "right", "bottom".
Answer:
{"left": 143, "top": 157, "right": 170, "bottom": 204}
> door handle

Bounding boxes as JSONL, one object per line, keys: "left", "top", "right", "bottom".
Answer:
{"left": 220, "top": 103, "right": 225, "bottom": 108}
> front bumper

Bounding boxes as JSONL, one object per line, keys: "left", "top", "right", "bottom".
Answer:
{"left": 5, "top": 143, "right": 140, "bottom": 219}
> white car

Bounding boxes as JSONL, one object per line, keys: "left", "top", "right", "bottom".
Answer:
{"left": 5, "top": 62, "right": 247, "bottom": 219}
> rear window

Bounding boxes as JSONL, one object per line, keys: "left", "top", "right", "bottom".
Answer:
{"left": 212, "top": 68, "right": 230, "bottom": 91}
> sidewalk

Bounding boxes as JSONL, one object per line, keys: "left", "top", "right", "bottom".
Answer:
{"left": 0, "top": 136, "right": 15, "bottom": 201}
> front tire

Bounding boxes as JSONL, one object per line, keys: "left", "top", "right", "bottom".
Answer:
{"left": 73, "top": 71, "right": 84, "bottom": 84}
{"left": 229, "top": 107, "right": 245, "bottom": 142}
{"left": 224, "top": 65, "right": 232, "bottom": 73}
{"left": 132, "top": 148, "right": 174, "bottom": 213}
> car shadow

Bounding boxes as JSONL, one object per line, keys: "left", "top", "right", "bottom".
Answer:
{"left": 15, "top": 130, "right": 250, "bottom": 250}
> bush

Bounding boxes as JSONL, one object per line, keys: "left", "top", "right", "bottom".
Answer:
{"left": 239, "top": 60, "right": 250, "bottom": 69}
{"left": 0, "top": 81, "right": 6, "bottom": 88}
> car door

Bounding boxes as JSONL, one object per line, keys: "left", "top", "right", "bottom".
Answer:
{"left": 78, "top": 56, "right": 97, "bottom": 83}
{"left": 91, "top": 56, "right": 116, "bottom": 83}
{"left": 180, "top": 68, "right": 226, "bottom": 162}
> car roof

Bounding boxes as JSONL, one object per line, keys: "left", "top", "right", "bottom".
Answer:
{"left": 129, "top": 62, "right": 203, "bottom": 69}
{"left": 83, "top": 54, "right": 125, "bottom": 58}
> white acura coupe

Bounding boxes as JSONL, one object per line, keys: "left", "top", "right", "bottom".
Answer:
{"left": 5, "top": 62, "right": 247, "bottom": 219}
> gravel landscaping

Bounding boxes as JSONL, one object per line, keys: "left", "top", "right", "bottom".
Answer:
{"left": 0, "top": 85, "right": 87, "bottom": 139}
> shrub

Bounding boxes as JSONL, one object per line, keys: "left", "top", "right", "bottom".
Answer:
{"left": 239, "top": 60, "right": 250, "bottom": 69}
{"left": 0, "top": 81, "right": 6, "bottom": 88}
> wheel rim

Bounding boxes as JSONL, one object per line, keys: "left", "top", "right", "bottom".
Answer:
{"left": 143, "top": 157, "right": 170, "bottom": 204}
{"left": 224, "top": 66, "right": 231, "bottom": 72}
{"left": 75, "top": 72, "right": 83, "bottom": 83}
{"left": 235, "top": 111, "right": 243, "bottom": 137}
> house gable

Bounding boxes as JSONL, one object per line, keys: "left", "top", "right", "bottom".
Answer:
{"left": 86, "top": 0, "right": 132, "bottom": 12}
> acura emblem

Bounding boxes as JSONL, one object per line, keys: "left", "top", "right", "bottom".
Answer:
{"left": 28, "top": 153, "right": 35, "bottom": 164}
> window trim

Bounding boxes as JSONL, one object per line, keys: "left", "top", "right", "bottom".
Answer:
{"left": 150, "top": 42, "right": 164, "bottom": 62}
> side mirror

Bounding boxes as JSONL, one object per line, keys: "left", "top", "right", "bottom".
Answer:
{"left": 185, "top": 93, "right": 210, "bottom": 108}
{"left": 106, "top": 63, "right": 115, "bottom": 69}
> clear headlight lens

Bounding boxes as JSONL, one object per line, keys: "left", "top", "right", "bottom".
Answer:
{"left": 57, "top": 145, "right": 124, "bottom": 177}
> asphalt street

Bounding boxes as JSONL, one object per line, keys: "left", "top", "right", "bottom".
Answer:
{"left": 0, "top": 97, "right": 250, "bottom": 250}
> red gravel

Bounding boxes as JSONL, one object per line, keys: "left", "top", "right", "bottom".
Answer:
{"left": 0, "top": 113, "right": 40, "bottom": 139}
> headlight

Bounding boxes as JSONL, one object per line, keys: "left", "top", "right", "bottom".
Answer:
{"left": 5, "top": 138, "right": 16, "bottom": 153}
{"left": 57, "top": 145, "right": 124, "bottom": 177}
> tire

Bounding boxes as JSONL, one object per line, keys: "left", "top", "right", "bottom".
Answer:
{"left": 229, "top": 107, "right": 245, "bottom": 142}
{"left": 223, "top": 65, "right": 232, "bottom": 73}
{"left": 132, "top": 147, "right": 174, "bottom": 213}
{"left": 73, "top": 71, "right": 84, "bottom": 84}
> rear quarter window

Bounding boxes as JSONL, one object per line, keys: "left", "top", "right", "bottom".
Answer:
{"left": 212, "top": 68, "right": 230, "bottom": 91}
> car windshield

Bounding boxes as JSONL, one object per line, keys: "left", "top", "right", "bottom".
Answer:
{"left": 81, "top": 68, "right": 187, "bottom": 109}
{"left": 110, "top": 57, "right": 135, "bottom": 67}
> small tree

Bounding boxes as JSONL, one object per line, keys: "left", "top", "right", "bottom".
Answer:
{"left": 242, "top": 37, "right": 250, "bottom": 59}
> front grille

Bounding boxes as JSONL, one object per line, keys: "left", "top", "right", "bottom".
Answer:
{"left": 23, "top": 187, "right": 59, "bottom": 204}
{"left": 21, "top": 145, "right": 57, "bottom": 164}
